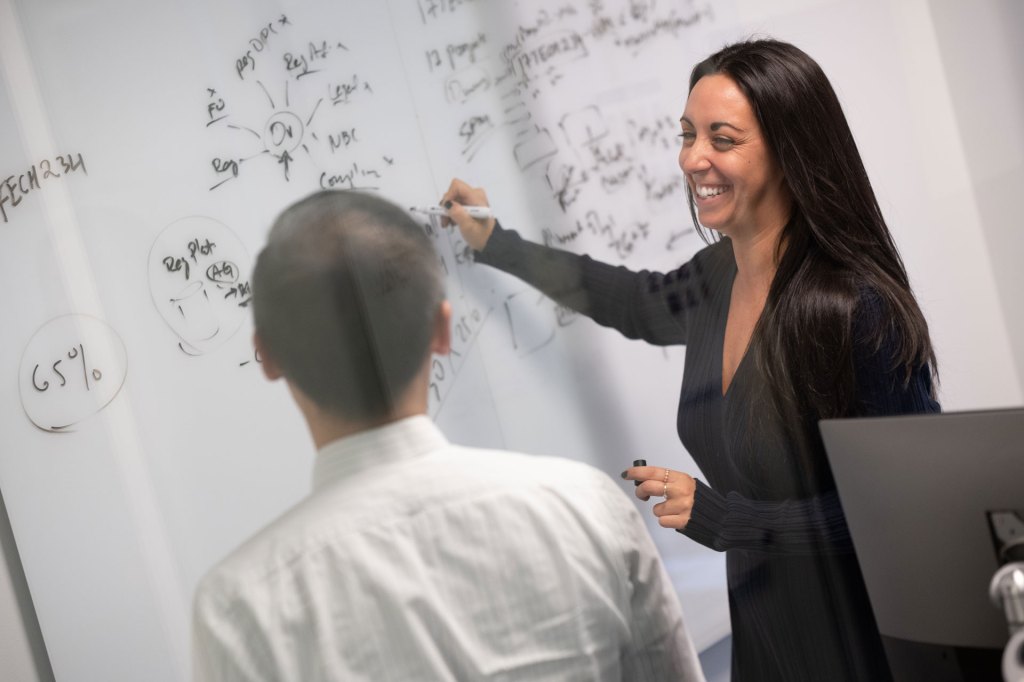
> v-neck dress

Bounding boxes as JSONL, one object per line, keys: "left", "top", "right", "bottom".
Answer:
{"left": 475, "top": 224, "right": 939, "bottom": 681}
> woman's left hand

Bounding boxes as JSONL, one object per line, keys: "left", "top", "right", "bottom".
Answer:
{"left": 620, "top": 465, "right": 697, "bottom": 530}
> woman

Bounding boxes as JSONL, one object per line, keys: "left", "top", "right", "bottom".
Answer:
{"left": 442, "top": 39, "right": 938, "bottom": 681}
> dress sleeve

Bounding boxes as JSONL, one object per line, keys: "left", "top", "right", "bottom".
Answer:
{"left": 679, "top": 480, "right": 854, "bottom": 555}
{"left": 475, "top": 222, "right": 701, "bottom": 346}
{"left": 679, "top": 289, "right": 940, "bottom": 555}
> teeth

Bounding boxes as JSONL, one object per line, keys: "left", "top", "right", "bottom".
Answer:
{"left": 696, "top": 185, "right": 726, "bottom": 198}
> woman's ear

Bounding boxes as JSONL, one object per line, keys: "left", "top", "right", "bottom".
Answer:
{"left": 431, "top": 300, "right": 452, "bottom": 356}
{"left": 253, "top": 333, "right": 284, "bottom": 380}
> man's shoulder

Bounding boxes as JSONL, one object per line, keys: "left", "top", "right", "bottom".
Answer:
{"left": 194, "top": 446, "right": 636, "bottom": 608}
{"left": 440, "top": 445, "right": 625, "bottom": 495}
{"left": 435, "top": 446, "right": 642, "bottom": 534}
{"left": 194, "top": 492, "right": 329, "bottom": 608}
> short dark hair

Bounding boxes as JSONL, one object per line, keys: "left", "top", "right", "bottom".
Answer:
{"left": 252, "top": 190, "right": 444, "bottom": 420}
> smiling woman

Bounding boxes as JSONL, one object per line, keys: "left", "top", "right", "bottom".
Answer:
{"left": 679, "top": 74, "right": 792, "bottom": 243}
{"left": 442, "top": 38, "right": 940, "bottom": 682}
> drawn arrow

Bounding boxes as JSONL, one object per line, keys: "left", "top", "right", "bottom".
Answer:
{"left": 278, "top": 150, "right": 293, "bottom": 181}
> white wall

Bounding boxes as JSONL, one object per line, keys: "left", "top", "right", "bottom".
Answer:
{"left": 928, "top": 0, "right": 1024, "bottom": 393}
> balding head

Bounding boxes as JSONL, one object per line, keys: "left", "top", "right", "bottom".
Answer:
{"left": 252, "top": 190, "right": 445, "bottom": 422}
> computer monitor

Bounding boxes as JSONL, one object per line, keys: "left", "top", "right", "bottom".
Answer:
{"left": 820, "top": 407, "right": 1024, "bottom": 681}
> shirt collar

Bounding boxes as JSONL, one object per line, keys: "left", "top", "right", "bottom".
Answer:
{"left": 312, "top": 415, "right": 448, "bottom": 493}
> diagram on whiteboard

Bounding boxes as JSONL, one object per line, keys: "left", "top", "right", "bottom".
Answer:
{"left": 203, "top": 14, "right": 397, "bottom": 193}
{"left": 410, "top": 2, "right": 708, "bottom": 258}
{"left": 148, "top": 216, "right": 252, "bottom": 356}
{"left": 414, "top": 214, "right": 495, "bottom": 419}
{"left": 19, "top": 315, "right": 128, "bottom": 432}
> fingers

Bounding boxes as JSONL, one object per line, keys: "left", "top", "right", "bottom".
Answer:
{"left": 447, "top": 202, "right": 496, "bottom": 235}
{"left": 622, "top": 466, "right": 695, "bottom": 527}
{"left": 650, "top": 493, "right": 693, "bottom": 531}
{"left": 439, "top": 178, "right": 495, "bottom": 251}
{"left": 621, "top": 466, "right": 672, "bottom": 496}
{"left": 630, "top": 470, "right": 664, "bottom": 502}
{"left": 619, "top": 465, "right": 665, "bottom": 484}
{"left": 442, "top": 178, "right": 488, "bottom": 207}
{"left": 634, "top": 479, "right": 666, "bottom": 501}
{"left": 655, "top": 513, "right": 691, "bottom": 530}
{"left": 440, "top": 178, "right": 488, "bottom": 223}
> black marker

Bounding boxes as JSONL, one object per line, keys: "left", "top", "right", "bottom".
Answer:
{"left": 632, "top": 459, "right": 646, "bottom": 486}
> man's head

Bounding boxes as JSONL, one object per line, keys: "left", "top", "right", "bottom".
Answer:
{"left": 252, "top": 190, "right": 447, "bottom": 424}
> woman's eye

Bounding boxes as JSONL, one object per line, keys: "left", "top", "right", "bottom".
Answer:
{"left": 712, "top": 137, "right": 734, "bottom": 150}
{"left": 678, "top": 131, "right": 696, "bottom": 144}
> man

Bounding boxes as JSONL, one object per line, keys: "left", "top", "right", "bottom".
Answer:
{"left": 192, "top": 190, "right": 705, "bottom": 681}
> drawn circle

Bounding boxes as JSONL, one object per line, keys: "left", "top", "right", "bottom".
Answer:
{"left": 263, "top": 111, "right": 304, "bottom": 155}
{"left": 19, "top": 315, "right": 128, "bottom": 432}
{"left": 148, "top": 216, "right": 252, "bottom": 355}
{"left": 206, "top": 260, "right": 240, "bottom": 284}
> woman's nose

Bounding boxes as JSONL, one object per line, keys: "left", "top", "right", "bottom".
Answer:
{"left": 679, "top": 139, "right": 711, "bottom": 175}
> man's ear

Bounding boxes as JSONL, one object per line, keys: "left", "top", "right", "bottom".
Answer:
{"left": 253, "top": 332, "right": 284, "bottom": 380}
{"left": 431, "top": 300, "right": 452, "bottom": 356}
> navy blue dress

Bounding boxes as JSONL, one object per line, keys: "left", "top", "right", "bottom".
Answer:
{"left": 476, "top": 225, "right": 940, "bottom": 681}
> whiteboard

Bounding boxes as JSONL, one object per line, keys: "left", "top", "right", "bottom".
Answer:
{"left": 1, "top": 0, "right": 1020, "bottom": 680}
{"left": 0, "top": 1, "right": 731, "bottom": 678}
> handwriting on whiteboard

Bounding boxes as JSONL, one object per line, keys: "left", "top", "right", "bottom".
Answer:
{"left": 409, "top": 0, "right": 710, "bottom": 255}
{"left": 0, "top": 154, "right": 88, "bottom": 224}
{"left": 416, "top": 0, "right": 480, "bottom": 25}
{"left": 188, "top": 1, "right": 711, "bottom": 408}
{"left": 19, "top": 315, "right": 128, "bottom": 432}
{"left": 148, "top": 216, "right": 252, "bottom": 356}
{"left": 204, "top": 14, "right": 397, "bottom": 193}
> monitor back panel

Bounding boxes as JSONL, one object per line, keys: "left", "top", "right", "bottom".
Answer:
{"left": 820, "top": 408, "right": 1024, "bottom": 649}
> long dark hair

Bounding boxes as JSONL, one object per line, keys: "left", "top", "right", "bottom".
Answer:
{"left": 686, "top": 39, "right": 936, "bottom": 432}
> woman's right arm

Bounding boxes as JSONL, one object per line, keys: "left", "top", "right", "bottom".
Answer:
{"left": 441, "top": 178, "right": 695, "bottom": 346}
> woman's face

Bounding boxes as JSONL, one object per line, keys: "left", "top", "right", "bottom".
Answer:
{"left": 678, "top": 74, "right": 791, "bottom": 239}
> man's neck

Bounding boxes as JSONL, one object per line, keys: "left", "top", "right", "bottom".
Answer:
{"left": 308, "top": 405, "right": 424, "bottom": 450}
{"left": 288, "top": 375, "right": 429, "bottom": 450}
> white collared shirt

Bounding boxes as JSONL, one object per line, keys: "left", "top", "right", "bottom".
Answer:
{"left": 193, "top": 416, "right": 704, "bottom": 681}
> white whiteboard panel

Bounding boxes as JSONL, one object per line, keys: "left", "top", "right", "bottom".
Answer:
{"left": 0, "top": 1, "right": 730, "bottom": 678}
